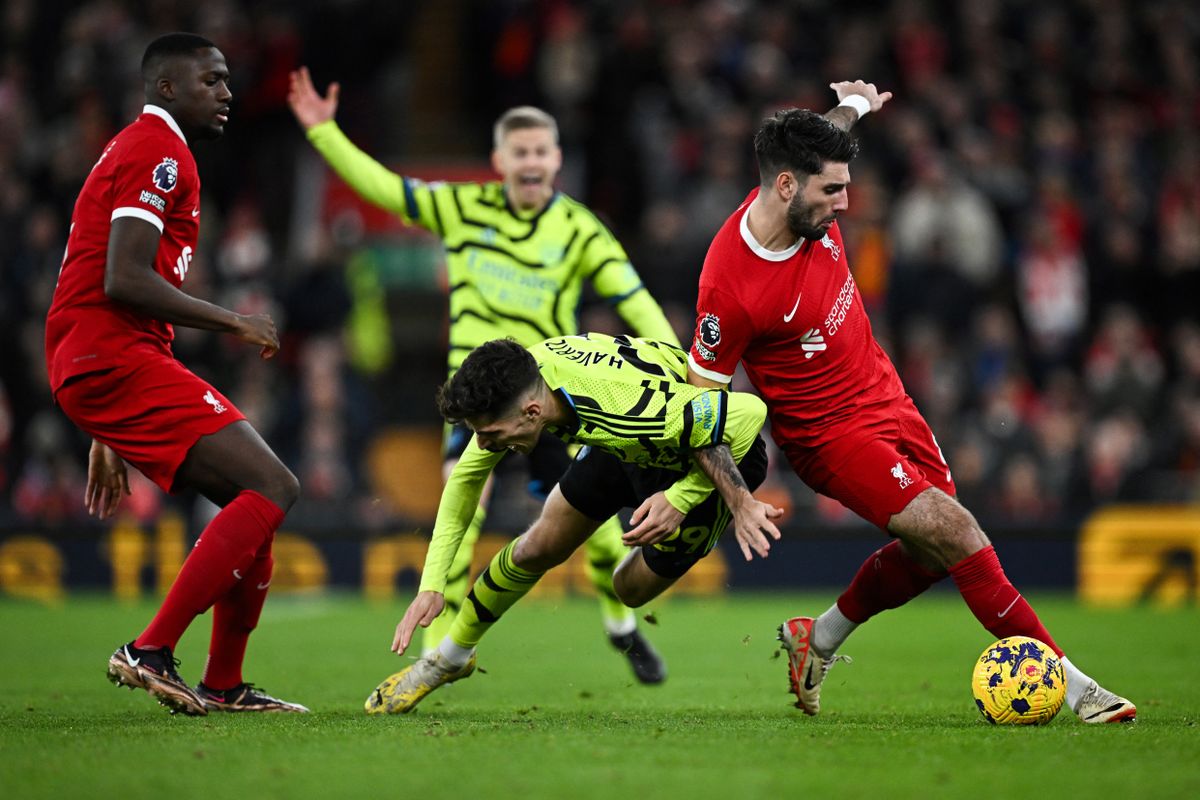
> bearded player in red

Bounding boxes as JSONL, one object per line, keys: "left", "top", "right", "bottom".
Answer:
{"left": 45, "top": 33, "right": 306, "bottom": 715}
{"left": 683, "top": 82, "right": 1135, "bottom": 724}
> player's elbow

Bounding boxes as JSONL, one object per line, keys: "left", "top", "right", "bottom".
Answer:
{"left": 103, "top": 270, "right": 131, "bottom": 303}
{"left": 103, "top": 268, "right": 145, "bottom": 308}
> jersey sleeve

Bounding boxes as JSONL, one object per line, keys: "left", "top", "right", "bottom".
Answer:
{"left": 614, "top": 291, "right": 681, "bottom": 347}
{"left": 306, "top": 120, "right": 446, "bottom": 236}
{"left": 109, "top": 143, "right": 190, "bottom": 233}
{"left": 578, "top": 213, "right": 680, "bottom": 346}
{"left": 663, "top": 390, "right": 768, "bottom": 514}
{"left": 687, "top": 285, "right": 754, "bottom": 384}
{"left": 418, "top": 439, "right": 504, "bottom": 593}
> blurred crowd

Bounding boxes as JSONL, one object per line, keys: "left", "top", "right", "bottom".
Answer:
{"left": 2, "top": 0, "right": 1199, "bottom": 532}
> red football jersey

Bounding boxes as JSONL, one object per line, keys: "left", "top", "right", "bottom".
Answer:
{"left": 688, "top": 189, "right": 907, "bottom": 447}
{"left": 46, "top": 105, "right": 201, "bottom": 392}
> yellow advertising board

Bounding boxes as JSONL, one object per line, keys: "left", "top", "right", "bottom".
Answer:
{"left": 1079, "top": 506, "right": 1200, "bottom": 606}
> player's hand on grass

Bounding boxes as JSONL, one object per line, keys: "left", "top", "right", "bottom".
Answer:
{"left": 287, "top": 66, "right": 339, "bottom": 130}
{"left": 85, "top": 440, "right": 130, "bottom": 520}
{"left": 829, "top": 80, "right": 893, "bottom": 112}
{"left": 624, "top": 491, "right": 686, "bottom": 546}
{"left": 730, "top": 497, "right": 784, "bottom": 562}
{"left": 232, "top": 312, "right": 279, "bottom": 358}
{"left": 392, "top": 591, "right": 445, "bottom": 655}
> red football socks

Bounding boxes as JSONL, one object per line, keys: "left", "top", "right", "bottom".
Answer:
{"left": 949, "top": 545, "right": 1063, "bottom": 657}
{"left": 201, "top": 538, "right": 274, "bottom": 690}
{"left": 136, "top": 490, "right": 284, "bottom": 652}
{"left": 836, "top": 539, "right": 944, "bottom": 623}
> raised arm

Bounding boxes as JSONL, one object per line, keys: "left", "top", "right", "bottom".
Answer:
{"left": 825, "top": 80, "right": 893, "bottom": 132}
{"left": 287, "top": 66, "right": 339, "bottom": 130}
{"left": 287, "top": 66, "right": 411, "bottom": 218}
{"left": 105, "top": 217, "right": 278, "bottom": 356}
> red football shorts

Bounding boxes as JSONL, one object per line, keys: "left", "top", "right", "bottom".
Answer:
{"left": 55, "top": 356, "right": 245, "bottom": 493}
{"left": 779, "top": 397, "right": 955, "bottom": 530}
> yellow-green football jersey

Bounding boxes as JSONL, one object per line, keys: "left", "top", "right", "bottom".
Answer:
{"left": 305, "top": 121, "right": 680, "bottom": 378}
{"left": 419, "top": 334, "right": 767, "bottom": 592}
{"left": 532, "top": 334, "right": 745, "bottom": 472}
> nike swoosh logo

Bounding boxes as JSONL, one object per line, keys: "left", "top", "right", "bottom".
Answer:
{"left": 803, "top": 660, "right": 819, "bottom": 691}
{"left": 783, "top": 292, "right": 802, "bottom": 322}
{"left": 256, "top": 581, "right": 271, "bottom": 590}
{"left": 1084, "top": 702, "right": 1127, "bottom": 721}
{"left": 124, "top": 646, "right": 140, "bottom": 667}
{"left": 997, "top": 595, "right": 1021, "bottom": 618}
{"left": 191, "top": 209, "right": 200, "bottom": 217}
{"left": 233, "top": 569, "right": 243, "bottom": 579}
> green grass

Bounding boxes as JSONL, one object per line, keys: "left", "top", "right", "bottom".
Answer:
{"left": 1, "top": 591, "right": 1197, "bottom": 799}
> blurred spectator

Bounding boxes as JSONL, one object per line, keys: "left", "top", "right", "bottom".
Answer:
{"left": 1016, "top": 214, "right": 1088, "bottom": 376}
{"left": 890, "top": 152, "right": 1004, "bottom": 334}
{"left": 1084, "top": 305, "right": 1165, "bottom": 422}
{"left": 990, "top": 454, "right": 1059, "bottom": 525}
{"left": 1072, "top": 412, "right": 1151, "bottom": 507}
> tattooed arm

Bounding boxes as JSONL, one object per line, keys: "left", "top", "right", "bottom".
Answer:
{"left": 624, "top": 391, "right": 782, "bottom": 560}
{"left": 693, "top": 443, "right": 783, "bottom": 561}
{"left": 825, "top": 80, "right": 893, "bottom": 132}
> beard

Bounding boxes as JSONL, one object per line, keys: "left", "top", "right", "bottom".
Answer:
{"left": 786, "top": 194, "right": 832, "bottom": 241}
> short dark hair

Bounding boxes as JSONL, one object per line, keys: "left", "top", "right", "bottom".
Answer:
{"left": 436, "top": 339, "right": 542, "bottom": 423}
{"left": 753, "top": 108, "right": 859, "bottom": 184}
{"left": 141, "top": 32, "right": 217, "bottom": 81}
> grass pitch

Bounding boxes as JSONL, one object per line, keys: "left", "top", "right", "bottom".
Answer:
{"left": 1, "top": 591, "right": 1196, "bottom": 799}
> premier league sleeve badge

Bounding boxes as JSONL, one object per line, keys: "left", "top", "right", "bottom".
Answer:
{"left": 152, "top": 157, "right": 179, "bottom": 193}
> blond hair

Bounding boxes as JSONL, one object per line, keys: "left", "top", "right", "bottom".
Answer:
{"left": 493, "top": 106, "right": 559, "bottom": 149}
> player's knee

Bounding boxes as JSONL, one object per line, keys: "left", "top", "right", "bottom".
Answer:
{"left": 613, "top": 550, "right": 670, "bottom": 607}
{"left": 894, "top": 488, "right": 989, "bottom": 569}
{"left": 261, "top": 467, "right": 300, "bottom": 512}
{"left": 511, "top": 531, "right": 571, "bottom": 572}
{"left": 612, "top": 563, "right": 645, "bottom": 607}
{"left": 614, "top": 575, "right": 652, "bottom": 606}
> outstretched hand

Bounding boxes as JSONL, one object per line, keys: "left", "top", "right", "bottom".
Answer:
{"left": 730, "top": 497, "right": 784, "bottom": 561}
{"left": 829, "top": 80, "right": 893, "bottom": 113}
{"left": 287, "top": 66, "right": 340, "bottom": 130}
{"left": 85, "top": 440, "right": 130, "bottom": 519}
{"left": 392, "top": 591, "right": 446, "bottom": 655}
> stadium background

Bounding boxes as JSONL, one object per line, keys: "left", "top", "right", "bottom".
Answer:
{"left": 1, "top": 0, "right": 1197, "bottom": 601}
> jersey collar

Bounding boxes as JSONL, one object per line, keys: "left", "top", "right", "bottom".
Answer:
{"left": 142, "top": 104, "right": 188, "bottom": 145}
{"left": 503, "top": 187, "right": 559, "bottom": 221}
{"left": 739, "top": 201, "right": 801, "bottom": 262}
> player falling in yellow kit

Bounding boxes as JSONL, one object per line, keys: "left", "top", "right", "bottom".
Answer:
{"left": 287, "top": 67, "right": 678, "bottom": 682}
{"left": 366, "top": 334, "right": 784, "bottom": 713}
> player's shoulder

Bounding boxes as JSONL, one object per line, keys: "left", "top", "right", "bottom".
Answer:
{"left": 699, "top": 214, "right": 749, "bottom": 279}
{"left": 129, "top": 113, "right": 191, "bottom": 152}
{"left": 109, "top": 115, "right": 194, "bottom": 174}
{"left": 553, "top": 193, "right": 610, "bottom": 230}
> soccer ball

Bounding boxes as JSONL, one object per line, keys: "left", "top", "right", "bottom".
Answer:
{"left": 971, "top": 636, "right": 1066, "bottom": 725}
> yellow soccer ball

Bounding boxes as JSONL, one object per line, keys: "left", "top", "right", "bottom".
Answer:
{"left": 972, "top": 636, "right": 1066, "bottom": 725}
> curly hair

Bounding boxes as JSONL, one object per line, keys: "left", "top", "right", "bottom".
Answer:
{"left": 753, "top": 108, "right": 859, "bottom": 183}
{"left": 436, "top": 338, "right": 542, "bottom": 422}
